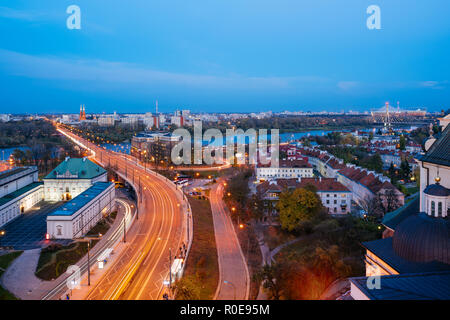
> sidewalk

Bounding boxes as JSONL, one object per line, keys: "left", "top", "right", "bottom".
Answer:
{"left": 253, "top": 223, "right": 303, "bottom": 300}
{"left": 0, "top": 248, "right": 45, "bottom": 300}
{"left": 210, "top": 183, "right": 250, "bottom": 300}
{"left": 1, "top": 203, "right": 130, "bottom": 300}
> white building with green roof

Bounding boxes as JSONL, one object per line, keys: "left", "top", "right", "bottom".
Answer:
{"left": 0, "top": 166, "right": 44, "bottom": 228}
{"left": 43, "top": 157, "right": 107, "bottom": 202}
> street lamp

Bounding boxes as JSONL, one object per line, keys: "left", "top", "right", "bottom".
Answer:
{"left": 0, "top": 230, "right": 5, "bottom": 247}
{"left": 77, "top": 233, "right": 103, "bottom": 286}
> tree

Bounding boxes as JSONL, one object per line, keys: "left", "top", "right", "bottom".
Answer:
{"left": 360, "top": 153, "right": 383, "bottom": 173}
{"left": 277, "top": 188, "right": 322, "bottom": 232}
{"left": 388, "top": 162, "right": 397, "bottom": 183}
{"left": 400, "top": 160, "right": 411, "bottom": 180}
{"left": 174, "top": 275, "right": 201, "bottom": 300}
{"left": 248, "top": 192, "right": 265, "bottom": 221}
{"left": 383, "top": 189, "right": 401, "bottom": 213}
{"left": 399, "top": 135, "right": 406, "bottom": 150}
{"left": 225, "top": 170, "right": 252, "bottom": 206}
{"left": 12, "top": 149, "right": 25, "bottom": 165}
{"left": 253, "top": 263, "right": 287, "bottom": 300}
{"left": 361, "top": 195, "right": 384, "bottom": 220}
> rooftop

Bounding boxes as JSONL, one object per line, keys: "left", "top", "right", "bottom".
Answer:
{"left": 351, "top": 271, "right": 450, "bottom": 300}
{"left": 362, "top": 237, "right": 450, "bottom": 274}
{"left": 419, "top": 124, "right": 450, "bottom": 166}
{"left": 47, "top": 182, "right": 113, "bottom": 217}
{"left": 257, "top": 177, "right": 350, "bottom": 195}
{"left": 0, "top": 182, "right": 43, "bottom": 207}
{"left": 423, "top": 183, "right": 450, "bottom": 197}
{"left": 0, "top": 167, "right": 28, "bottom": 181}
{"left": 44, "top": 157, "right": 106, "bottom": 180}
{"left": 383, "top": 195, "right": 419, "bottom": 230}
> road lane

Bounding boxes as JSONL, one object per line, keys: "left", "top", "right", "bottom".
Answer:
{"left": 210, "top": 183, "right": 250, "bottom": 300}
{"left": 56, "top": 126, "right": 188, "bottom": 300}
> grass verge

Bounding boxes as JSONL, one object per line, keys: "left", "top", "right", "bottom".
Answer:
{"left": 0, "top": 251, "right": 23, "bottom": 300}
{"left": 177, "top": 196, "right": 219, "bottom": 300}
{"left": 234, "top": 222, "right": 262, "bottom": 300}
{"left": 34, "top": 214, "right": 116, "bottom": 281}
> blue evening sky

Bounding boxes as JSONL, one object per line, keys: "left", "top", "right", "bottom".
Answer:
{"left": 0, "top": 0, "right": 449, "bottom": 114}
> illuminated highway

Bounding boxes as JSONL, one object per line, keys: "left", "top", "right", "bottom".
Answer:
{"left": 56, "top": 126, "right": 190, "bottom": 300}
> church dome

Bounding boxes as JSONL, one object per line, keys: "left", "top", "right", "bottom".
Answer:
{"left": 424, "top": 183, "right": 450, "bottom": 197}
{"left": 392, "top": 213, "right": 450, "bottom": 265}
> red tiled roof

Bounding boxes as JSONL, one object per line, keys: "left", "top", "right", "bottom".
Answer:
{"left": 257, "top": 177, "right": 349, "bottom": 195}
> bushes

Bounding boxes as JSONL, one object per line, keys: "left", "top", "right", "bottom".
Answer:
{"left": 260, "top": 215, "right": 382, "bottom": 299}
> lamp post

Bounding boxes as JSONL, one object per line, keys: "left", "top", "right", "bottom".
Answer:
{"left": 77, "top": 233, "right": 103, "bottom": 286}
{"left": 0, "top": 230, "right": 5, "bottom": 247}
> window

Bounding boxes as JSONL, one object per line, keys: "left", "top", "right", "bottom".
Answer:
{"left": 56, "top": 225, "right": 62, "bottom": 236}
{"left": 438, "top": 202, "right": 442, "bottom": 217}
{"left": 431, "top": 201, "right": 435, "bottom": 216}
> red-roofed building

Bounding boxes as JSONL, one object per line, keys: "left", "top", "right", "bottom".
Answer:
{"left": 256, "top": 158, "right": 313, "bottom": 181}
{"left": 337, "top": 164, "right": 404, "bottom": 210}
{"left": 256, "top": 177, "right": 352, "bottom": 217}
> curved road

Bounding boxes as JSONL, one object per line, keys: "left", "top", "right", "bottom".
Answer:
{"left": 57, "top": 126, "right": 188, "bottom": 300}
{"left": 210, "top": 183, "right": 250, "bottom": 300}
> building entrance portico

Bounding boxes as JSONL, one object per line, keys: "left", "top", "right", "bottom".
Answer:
{"left": 62, "top": 193, "right": 72, "bottom": 201}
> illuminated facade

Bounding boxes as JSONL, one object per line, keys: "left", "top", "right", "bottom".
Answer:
{"left": 47, "top": 182, "right": 115, "bottom": 239}
{"left": 0, "top": 167, "right": 44, "bottom": 228}
{"left": 43, "top": 157, "right": 107, "bottom": 201}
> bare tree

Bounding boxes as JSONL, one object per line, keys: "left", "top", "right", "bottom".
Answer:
{"left": 383, "top": 189, "right": 401, "bottom": 213}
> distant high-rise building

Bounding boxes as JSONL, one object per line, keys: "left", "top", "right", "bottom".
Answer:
{"left": 171, "top": 115, "right": 184, "bottom": 127}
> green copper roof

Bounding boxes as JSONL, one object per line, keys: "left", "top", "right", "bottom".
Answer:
{"left": 44, "top": 158, "right": 106, "bottom": 180}
{"left": 382, "top": 195, "right": 419, "bottom": 230}
{"left": 0, "top": 182, "right": 43, "bottom": 207}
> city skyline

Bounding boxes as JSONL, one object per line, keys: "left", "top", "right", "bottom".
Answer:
{"left": 0, "top": 1, "right": 449, "bottom": 113}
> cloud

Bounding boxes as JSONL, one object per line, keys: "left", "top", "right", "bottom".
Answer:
{"left": 0, "top": 49, "right": 329, "bottom": 92}
{"left": 337, "top": 81, "right": 359, "bottom": 91}
{"left": 419, "top": 80, "right": 447, "bottom": 89}
{"left": 0, "top": 6, "right": 48, "bottom": 21}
